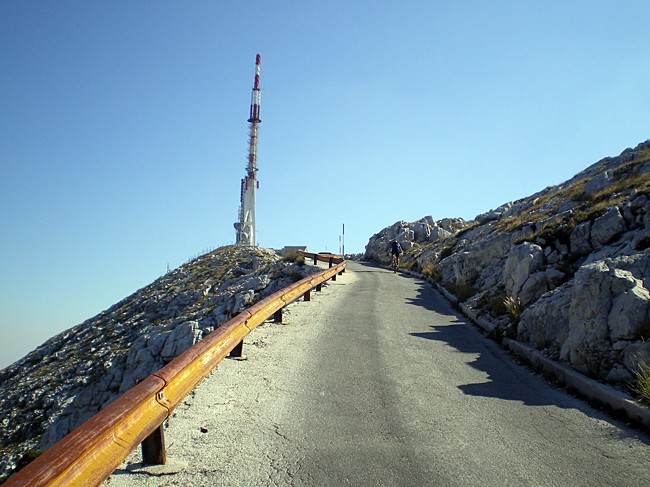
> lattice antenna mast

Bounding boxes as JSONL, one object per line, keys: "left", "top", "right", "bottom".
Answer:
{"left": 234, "top": 54, "right": 261, "bottom": 246}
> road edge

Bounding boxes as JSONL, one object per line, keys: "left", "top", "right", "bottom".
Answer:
{"left": 377, "top": 263, "right": 650, "bottom": 432}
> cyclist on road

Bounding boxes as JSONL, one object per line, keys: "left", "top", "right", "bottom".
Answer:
{"left": 388, "top": 239, "right": 403, "bottom": 270}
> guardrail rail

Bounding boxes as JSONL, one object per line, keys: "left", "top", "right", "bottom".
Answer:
{"left": 298, "top": 250, "right": 344, "bottom": 267}
{"left": 5, "top": 259, "right": 346, "bottom": 486}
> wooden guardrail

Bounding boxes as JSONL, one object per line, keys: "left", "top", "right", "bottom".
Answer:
{"left": 5, "top": 260, "right": 346, "bottom": 486}
{"left": 298, "top": 250, "right": 344, "bottom": 267}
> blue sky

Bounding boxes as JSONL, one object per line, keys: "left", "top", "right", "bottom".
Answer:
{"left": 2, "top": 1, "right": 649, "bottom": 369}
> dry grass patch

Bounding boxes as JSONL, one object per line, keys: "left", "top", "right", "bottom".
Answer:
{"left": 629, "top": 360, "right": 650, "bottom": 406}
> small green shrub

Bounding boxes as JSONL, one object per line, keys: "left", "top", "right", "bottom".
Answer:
{"left": 629, "top": 360, "right": 650, "bottom": 406}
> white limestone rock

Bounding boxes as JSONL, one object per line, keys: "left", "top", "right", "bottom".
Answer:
{"left": 503, "top": 243, "right": 545, "bottom": 304}
{"left": 591, "top": 206, "right": 627, "bottom": 250}
{"left": 160, "top": 321, "right": 202, "bottom": 362}
{"left": 570, "top": 221, "right": 593, "bottom": 256}
{"left": 584, "top": 170, "right": 612, "bottom": 195}
{"left": 624, "top": 342, "right": 650, "bottom": 373}
{"left": 438, "top": 232, "right": 511, "bottom": 290}
{"left": 413, "top": 222, "right": 431, "bottom": 242}
{"left": 560, "top": 260, "right": 650, "bottom": 377}
{"left": 476, "top": 202, "right": 513, "bottom": 223}
{"left": 517, "top": 284, "right": 572, "bottom": 352}
{"left": 429, "top": 224, "right": 452, "bottom": 242}
{"left": 364, "top": 217, "right": 465, "bottom": 263}
{"left": 608, "top": 280, "right": 650, "bottom": 341}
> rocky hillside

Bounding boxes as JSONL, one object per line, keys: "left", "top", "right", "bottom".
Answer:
{"left": 0, "top": 246, "right": 320, "bottom": 478}
{"left": 366, "top": 140, "right": 650, "bottom": 390}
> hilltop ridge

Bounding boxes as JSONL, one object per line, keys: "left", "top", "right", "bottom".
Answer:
{"left": 366, "top": 140, "right": 650, "bottom": 395}
{"left": 0, "top": 246, "right": 319, "bottom": 478}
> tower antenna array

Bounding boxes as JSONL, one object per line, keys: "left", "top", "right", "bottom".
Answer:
{"left": 234, "top": 53, "right": 262, "bottom": 246}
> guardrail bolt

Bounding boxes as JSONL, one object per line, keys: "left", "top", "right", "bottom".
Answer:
{"left": 142, "top": 423, "right": 167, "bottom": 466}
{"left": 304, "top": 290, "right": 311, "bottom": 301}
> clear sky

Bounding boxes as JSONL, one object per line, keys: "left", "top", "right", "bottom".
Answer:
{"left": 2, "top": 1, "right": 649, "bottom": 369}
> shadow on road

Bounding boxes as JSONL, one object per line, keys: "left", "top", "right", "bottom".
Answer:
{"left": 413, "top": 324, "right": 567, "bottom": 406}
{"left": 400, "top": 281, "right": 650, "bottom": 443}
{"left": 350, "top": 262, "right": 395, "bottom": 273}
{"left": 410, "top": 322, "right": 650, "bottom": 444}
{"left": 403, "top": 281, "right": 574, "bottom": 406}
{"left": 403, "top": 279, "right": 458, "bottom": 316}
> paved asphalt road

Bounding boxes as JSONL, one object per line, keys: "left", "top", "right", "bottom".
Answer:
{"left": 107, "top": 261, "right": 650, "bottom": 486}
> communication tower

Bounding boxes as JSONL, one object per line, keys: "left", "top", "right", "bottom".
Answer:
{"left": 234, "top": 54, "right": 262, "bottom": 246}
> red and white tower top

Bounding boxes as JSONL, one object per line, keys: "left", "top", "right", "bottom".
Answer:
{"left": 248, "top": 53, "right": 261, "bottom": 123}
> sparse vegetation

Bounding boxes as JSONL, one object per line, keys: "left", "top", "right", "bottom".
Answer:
{"left": 445, "top": 282, "right": 477, "bottom": 302}
{"left": 282, "top": 251, "right": 305, "bottom": 265}
{"left": 496, "top": 150, "right": 650, "bottom": 238}
{"left": 420, "top": 262, "right": 440, "bottom": 281}
{"left": 497, "top": 188, "right": 564, "bottom": 234}
{"left": 564, "top": 180, "right": 589, "bottom": 202}
{"left": 439, "top": 239, "right": 457, "bottom": 260}
{"left": 629, "top": 360, "right": 650, "bottom": 406}
{"left": 399, "top": 259, "right": 416, "bottom": 271}
{"left": 487, "top": 294, "right": 508, "bottom": 317}
{"left": 514, "top": 216, "right": 575, "bottom": 247}
{"left": 503, "top": 295, "right": 523, "bottom": 322}
{"left": 453, "top": 220, "right": 480, "bottom": 239}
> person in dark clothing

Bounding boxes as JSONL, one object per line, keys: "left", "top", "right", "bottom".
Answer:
{"left": 388, "top": 239, "right": 402, "bottom": 269}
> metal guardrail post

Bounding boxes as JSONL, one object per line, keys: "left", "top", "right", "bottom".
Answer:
{"left": 141, "top": 423, "right": 166, "bottom": 465}
{"left": 229, "top": 340, "right": 245, "bottom": 359}
{"left": 274, "top": 309, "right": 283, "bottom": 323}
{"left": 304, "top": 290, "right": 311, "bottom": 301}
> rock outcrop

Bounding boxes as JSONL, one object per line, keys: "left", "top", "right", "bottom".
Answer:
{"left": 0, "top": 246, "right": 320, "bottom": 478}
{"left": 365, "top": 140, "right": 650, "bottom": 389}
{"left": 364, "top": 217, "right": 464, "bottom": 261}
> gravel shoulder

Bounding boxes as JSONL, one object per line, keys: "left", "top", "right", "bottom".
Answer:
{"left": 104, "top": 262, "right": 355, "bottom": 486}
